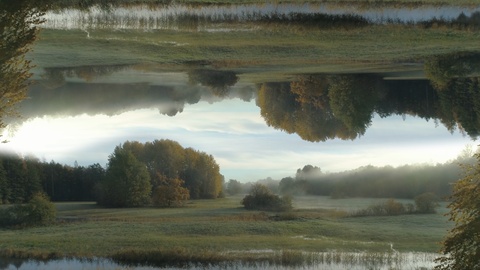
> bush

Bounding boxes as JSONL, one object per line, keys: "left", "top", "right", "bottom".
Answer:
{"left": 241, "top": 184, "right": 292, "bottom": 212}
{"left": 384, "top": 198, "right": 406, "bottom": 215}
{"left": 351, "top": 199, "right": 408, "bottom": 217}
{"left": 152, "top": 178, "right": 190, "bottom": 208}
{"left": 0, "top": 193, "right": 56, "bottom": 227}
{"left": 414, "top": 192, "right": 440, "bottom": 213}
{"left": 351, "top": 195, "right": 441, "bottom": 217}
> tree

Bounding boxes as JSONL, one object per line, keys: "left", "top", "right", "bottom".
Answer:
{"left": 0, "top": 162, "right": 8, "bottom": 204}
{"left": 99, "top": 146, "right": 151, "bottom": 207}
{"left": 296, "top": 165, "right": 321, "bottom": 180}
{"left": 120, "top": 140, "right": 224, "bottom": 200}
{"left": 0, "top": 0, "right": 50, "bottom": 132}
{"left": 188, "top": 69, "right": 238, "bottom": 97}
{"left": 2, "top": 155, "right": 28, "bottom": 203}
{"left": 256, "top": 81, "right": 358, "bottom": 142}
{"left": 414, "top": 192, "right": 440, "bottom": 213}
{"left": 177, "top": 145, "right": 222, "bottom": 198}
{"left": 424, "top": 52, "right": 480, "bottom": 90}
{"left": 290, "top": 75, "right": 329, "bottom": 109}
{"left": 23, "top": 192, "right": 56, "bottom": 226}
{"left": 278, "top": 177, "right": 306, "bottom": 196}
{"left": 436, "top": 155, "right": 480, "bottom": 270}
{"left": 435, "top": 77, "right": 480, "bottom": 139}
{"left": 139, "top": 139, "right": 186, "bottom": 187}
{"left": 226, "top": 179, "right": 243, "bottom": 195}
{"left": 0, "top": 192, "right": 56, "bottom": 227}
{"left": 152, "top": 176, "right": 190, "bottom": 207}
{"left": 81, "top": 163, "right": 105, "bottom": 201}
{"left": 241, "top": 183, "right": 292, "bottom": 212}
{"left": 327, "top": 75, "right": 380, "bottom": 135}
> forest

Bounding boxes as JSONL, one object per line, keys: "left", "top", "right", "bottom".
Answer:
{"left": 278, "top": 162, "right": 463, "bottom": 199}
{"left": 2, "top": 141, "right": 472, "bottom": 206}
{"left": 226, "top": 149, "right": 476, "bottom": 200}
{"left": 0, "top": 139, "right": 224, "bottom": 206}
{"left": 256, "top": 57, "right": 480, "bottom": 143}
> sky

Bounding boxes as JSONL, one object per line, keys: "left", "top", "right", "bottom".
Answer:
{"left": 0, "top": 97, "right": 475, "bottom": 182}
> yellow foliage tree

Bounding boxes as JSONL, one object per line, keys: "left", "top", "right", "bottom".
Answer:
{"left": 436, "top": 154, "right": 480, "bottom": 270}
{"left": 1, "top": 0, "right": 49, "bottom": 133}
{"left": 152, "top": 176, "right": 190, "bottom": 208}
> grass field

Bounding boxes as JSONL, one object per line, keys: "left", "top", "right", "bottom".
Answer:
{"left": 30, "top": 24, "right": 480, "bottom": 80}
{"left": 0, "top": 195, "right": 450, "bottom": 265}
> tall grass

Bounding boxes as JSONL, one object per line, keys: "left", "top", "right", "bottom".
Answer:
{"left": 109, "top": 248, "right": 437, "bottom": 268}
{"left": 0, "top": 248, "right": 62, "bottom": 261}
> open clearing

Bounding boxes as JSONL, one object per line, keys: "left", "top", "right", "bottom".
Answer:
{"left": 0, "top": 195, "right": 450, "bottom": 260}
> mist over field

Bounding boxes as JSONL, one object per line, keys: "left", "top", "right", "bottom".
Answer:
{"left": 227, "top": 150, "right": 476, "bottom": 200}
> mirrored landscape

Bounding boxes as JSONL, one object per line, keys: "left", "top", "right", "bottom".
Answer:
{"left": 1, "top": 0, "right": 480, "bottom": 269}
{"left": 5, "top": 49, "right": 480, "bottom": 180}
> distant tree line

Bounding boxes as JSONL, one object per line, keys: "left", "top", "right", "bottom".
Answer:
{"left": 225, "top": 152, "right": 473, "bottom": 202}
{"left": 280, "top": 164, "right": 461, "bottom": 199}
{"left": 0, "top": 139, "right": 224, "bottom": 207}
{"left": 0, "top": 155, "right": 105, "bottom": 204}
{"left": 419, "top": 11, "right": 480, "bottom": 31}
{"left": 225, "top": 177, "right": 279, "bottom": 196}
{"left": 350, "top": 193, "right": 440, "bottom": 217}
{"left": 226, "top": 159, "right": 464, "bottom": 202}
{"left": 278, "top": 161, "right": 467, "bottom": 200}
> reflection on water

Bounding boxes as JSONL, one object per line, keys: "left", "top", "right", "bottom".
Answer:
{"left": 23, "top": 68, "right": 254, "bottom": 118}
{"left": 42, "top": 3, "right": 480, "bottom": 30}
{"left": 16, "top": 51, "right": 480, "bottom": 142}
{"left": 0, "top": 252, "right": 437, "bottom": 270}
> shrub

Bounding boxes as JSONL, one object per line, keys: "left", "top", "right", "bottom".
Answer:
{"left": 351, "top": 199, "right": 407, "bottom": 217}
{"left": 0, "top": 193, "right": 56, "bottom": 227}
{"left": 23, "top": 193, "right": 57, "bottom": 225}
{"left": 414, "top": 192, "right": 440, "bottom": 213}
{"left": 241, "top": 184, "right": 292, "bottom": 212}
{"left": 152, "top": 178, "right": 190, "bottom": 208}
{"left": 384, "top": 198, "right": 406, "bottom": 215}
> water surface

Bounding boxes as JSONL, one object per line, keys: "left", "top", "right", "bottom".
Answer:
{"left": 43, "top": 3, "right": 480, "bottom": 30}
{"left": 1, "top": 251, "right": 438, "bottom": 270}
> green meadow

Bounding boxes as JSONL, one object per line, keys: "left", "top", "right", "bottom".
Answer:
{"left": 0, "top": 196, "right": 450, "bottom": 263}
{"left": 32, "top": 25, "right": 480, "bottom": 73}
